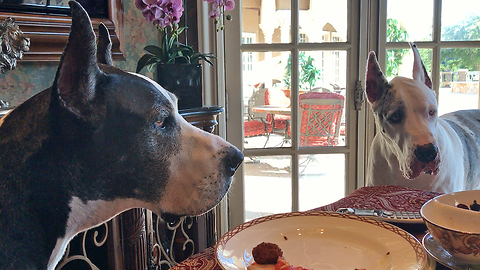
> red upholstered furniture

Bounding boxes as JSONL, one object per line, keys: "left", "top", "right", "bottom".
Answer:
{"left": 295, "top": 92, "right": 345, "bottom": 146}
{"left": 264, "top": 88, "right": 291, "bottom": 134}
{"left": 244, "top": 88, "right": 272, "bottom": 146}
{"left": 244, "top": 120, "right": 272, "bottom": 137}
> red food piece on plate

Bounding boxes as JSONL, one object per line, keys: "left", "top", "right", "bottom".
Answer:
{"left": 275, "top": 257, "right": 312, "bottom": 270}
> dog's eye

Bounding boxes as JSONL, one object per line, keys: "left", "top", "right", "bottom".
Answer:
{"left": 155, "top": 118, "right": 166, "bottom": 129}
{"left": 429, "top": 109, "right": 436, "bottom": 116}
{"left": 388, "top": 111, "right": 402, "bottom": 124}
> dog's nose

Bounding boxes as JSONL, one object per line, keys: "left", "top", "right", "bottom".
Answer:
{"left": 414, "top": 143, "right": 438, "bottom": 163}
{"left": 225, "top": 147, "right": 244, "bottom": 177}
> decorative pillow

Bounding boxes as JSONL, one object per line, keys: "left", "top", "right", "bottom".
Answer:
{"left": 264, "top": 88, "right": 290, "bottom": 107}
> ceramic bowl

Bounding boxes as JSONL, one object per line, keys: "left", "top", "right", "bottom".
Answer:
{"left": 421, "top": 190, "right": 480, "bottom": 264}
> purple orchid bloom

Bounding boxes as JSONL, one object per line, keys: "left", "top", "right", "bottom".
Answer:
{"left": 224, "top": 0, "right": 235, "bottom": 11}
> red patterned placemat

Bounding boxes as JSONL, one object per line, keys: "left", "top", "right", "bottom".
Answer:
{"left": 170, "top": 247, "right": 221, "bottom": 270}
{"left": 312, "top": 185, "right": 443, "bottom": 212}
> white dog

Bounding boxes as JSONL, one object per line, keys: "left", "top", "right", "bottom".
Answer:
{"left": 365, "top": 43, "right": 480, "bottom": 193}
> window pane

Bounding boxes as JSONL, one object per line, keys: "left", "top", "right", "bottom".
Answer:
{"left": 299, "top": 154, "right": 345, "bottom": 211}
{"left": 300, "top": 0, "right": 347, "bottom": 43}
{"left": 297, "top": 50, "right": 346, "bottom": 147}
{"left": 243, "top": 51, "right": 292, "bottom": 149}
{"left": 386, "top": 48, "right": 432, "bottom": 80}
{"left": 244, "top": 156, "right": 292, "bottom": 221}
{"left": 296, "top": 51, "right": 346, "bottom": 93}
{"left": 241, "top": 0, "right": 291, "bottom": 44}
{"left": 438, "top": 48, "right": 479, "bottom": 115}
{"left": 387, "top": 0, "right": 434, "bottom": 42}
{"left": 442, "top": 0, "right": 480, "bottom": 41}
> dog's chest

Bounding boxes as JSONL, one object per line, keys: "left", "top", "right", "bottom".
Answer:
{"left": 48, "top": 197, "right": 145, "bottom": 269}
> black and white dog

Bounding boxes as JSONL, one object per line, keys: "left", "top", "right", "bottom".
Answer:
{"left": 366, "top": 43, "right": 480, "bottom": 193}
{"left": 0, "top": 2, "right": 243, "bottom": 269}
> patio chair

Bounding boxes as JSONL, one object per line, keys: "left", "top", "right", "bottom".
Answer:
{"left": 297, "top": 92, "right": 345, "bottom": 147}
{"left": 264, "top": 88, "right": 291, "bottom": 136}
{"left": 244, "top": 87, "right": 272, "bottom": 147}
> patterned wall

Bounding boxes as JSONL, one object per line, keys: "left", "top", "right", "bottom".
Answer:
{"left": 0, "top": 1, "right": 159, "bottom": 107}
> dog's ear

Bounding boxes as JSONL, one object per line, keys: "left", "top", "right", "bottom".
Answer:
{"left": 365, "top": 51, "right": 389, "bottom": 104}
{"left": 410, "top": 42, "right": 432, "bottom": 89}
{"left": 97, "top": 23, "right": 113, "bottom": 66}
{"left": 53, "top": 1, "right": 102, "bottom": 119}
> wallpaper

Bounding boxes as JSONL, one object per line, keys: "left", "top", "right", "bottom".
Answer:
{"left": 0, "top": 1, "right": 159, "bottom": 107}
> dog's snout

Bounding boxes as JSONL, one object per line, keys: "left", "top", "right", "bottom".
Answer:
{"left": 225, "top": 147, "right": 244, "bottom": 177}
{"left": 414, "top": 143, "right": 438, "bottom": 163}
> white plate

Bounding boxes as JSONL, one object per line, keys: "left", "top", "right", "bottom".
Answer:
{"left": 216, "top": 212, "right": 427, "bottom": 270}
{"left": 422, "top": 232, "right": 480, "bottom": 270}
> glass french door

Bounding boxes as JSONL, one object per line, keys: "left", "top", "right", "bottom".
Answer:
{"left": 224, "top": 0, "right": 362, "bottom": 228}
{"left": 221, "top": 0, "right": 480, "bottom": 230}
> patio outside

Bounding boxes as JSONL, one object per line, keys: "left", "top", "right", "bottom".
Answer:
{"left": 244, "top": 84, "right": 480, "bottom": 220}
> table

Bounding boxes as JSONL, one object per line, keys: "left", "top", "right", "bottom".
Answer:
{"left": 170, "top": 185, "right": 451, "bottom": 270}
{"left": 251, "top": 105, "right": 291, "bottom": 115}
{"left": 252, "top": 105, "right": 291, "bottom": 146}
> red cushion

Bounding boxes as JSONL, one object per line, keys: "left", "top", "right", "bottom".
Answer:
{"left": 244, "top": 120, "right": 272, "bottom": 137}
{"left": 264, "top": 88, "right": 291, "bottom": 107}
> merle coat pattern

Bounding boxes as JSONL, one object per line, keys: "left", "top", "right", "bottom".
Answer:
{"left": 365, "top": 43, "right": 480, "bottom": 193}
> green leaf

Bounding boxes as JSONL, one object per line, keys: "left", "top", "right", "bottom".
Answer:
{"left": 191, "top": 52, "right": 215, "bottom": 66}
{"left": 144, "top": 45, "right": 163, "bottom": 58}
{"left": 136, "top": 54, "right": 155, "bottom": 73}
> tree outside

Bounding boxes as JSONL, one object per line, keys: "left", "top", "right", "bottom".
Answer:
{"left": 416, "top": 15, "right": 480, "bottom": 74}
{"left": 441, "top": 14, "right": 480, "bottom": 72}
{"left": 386, "top": 18, "right": 409, "bottom": 78}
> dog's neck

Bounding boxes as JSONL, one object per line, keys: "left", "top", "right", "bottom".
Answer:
{"left": 47, "top": 197, "right": 150, "bottom": 270}
{"left": 0, "top": 89, "right": 138, "bottom": 269}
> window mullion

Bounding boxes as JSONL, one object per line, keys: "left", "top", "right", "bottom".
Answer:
{"left": 431, "top": 0, "right": 443, "bottom": 96}
{"left": 291, "top": 0, "right": 300, "bottom": 212}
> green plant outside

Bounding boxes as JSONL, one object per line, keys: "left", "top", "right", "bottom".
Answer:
{"left": 391, "top": 15, "right": 480, "bottom": 76}
{"left": 440, "top": 15, "right": 480, "bottom": 72}
{"left": 282, "top": 52, "right": 323, "bottom": 91}
{"left": 386, "top": 18, "right": 409, "bottom": 78}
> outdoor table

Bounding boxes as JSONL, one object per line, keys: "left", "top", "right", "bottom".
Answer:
{"left": 252, "top": 105, "right": 291, "bottom": 146}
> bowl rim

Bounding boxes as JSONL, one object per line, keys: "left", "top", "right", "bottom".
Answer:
{"left": 421, "top": 195, "right": 480, "bottom": 234}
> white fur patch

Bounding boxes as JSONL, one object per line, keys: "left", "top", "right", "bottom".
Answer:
{"left": 47, "top": 197, "right": 152, "bottom": 270}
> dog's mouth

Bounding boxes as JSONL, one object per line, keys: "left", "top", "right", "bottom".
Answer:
{"left": 408, "top": 159, "right": 439, "bottom": 179}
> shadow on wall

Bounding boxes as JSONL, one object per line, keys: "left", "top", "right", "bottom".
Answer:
{"left": 0, "top": 1, "right": 159, "bottom": 107}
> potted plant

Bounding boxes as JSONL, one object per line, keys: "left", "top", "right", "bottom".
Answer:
{"left": 282, "top": 52, "right": 323, "bottom": 91}
{"left": 135, "top": 0, "right": 235, "bottom": 109}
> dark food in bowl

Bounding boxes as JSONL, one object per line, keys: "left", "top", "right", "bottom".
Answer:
{"left": 456, "top": 200, "right": 480, "bottom": 211}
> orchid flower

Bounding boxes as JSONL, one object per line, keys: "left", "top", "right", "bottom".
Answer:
{"left": 135, "top": 0, "right": 234, "bottom": 71}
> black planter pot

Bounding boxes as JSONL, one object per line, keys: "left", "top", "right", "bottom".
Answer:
{"left": 156, "top": 64, "right": 203, "bottom": 110}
